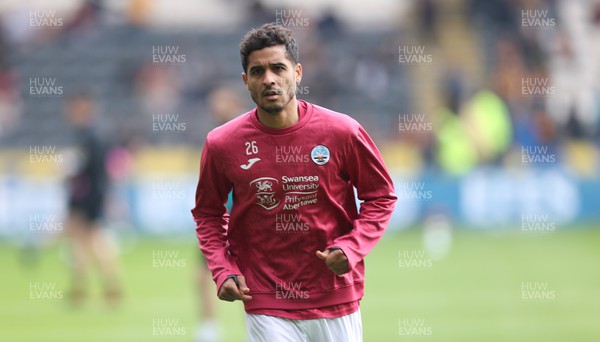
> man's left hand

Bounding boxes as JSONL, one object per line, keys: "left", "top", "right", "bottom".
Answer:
{"left": 316, "top": 249, "right": 348, "bottom": 275}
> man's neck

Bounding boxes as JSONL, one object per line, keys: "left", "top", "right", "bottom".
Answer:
{"left": 257, "top": 98, "right": 299, "bottom": 129}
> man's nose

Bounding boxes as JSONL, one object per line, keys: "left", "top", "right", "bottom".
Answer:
{"left": 262, "top": 70, "right": 276, "bottom": 86}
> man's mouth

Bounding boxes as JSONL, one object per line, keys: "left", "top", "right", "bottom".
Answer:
{"left": 263, "top": 90, "right": 282, "bottom": 100}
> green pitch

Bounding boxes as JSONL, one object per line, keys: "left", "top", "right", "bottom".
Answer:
{"left": 1, "top": 227, "right": 599, "bottom": 341}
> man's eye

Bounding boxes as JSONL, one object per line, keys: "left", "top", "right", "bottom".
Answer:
{"left": 252, "top": 69, "right": 263, "bottom": 75}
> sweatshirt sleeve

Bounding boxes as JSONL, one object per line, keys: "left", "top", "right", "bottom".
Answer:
{"left": 328, "top": 124, "right": 397, "bottom": 271}
{"left": 191, "top": 136, "right": 240, "bottom": 292}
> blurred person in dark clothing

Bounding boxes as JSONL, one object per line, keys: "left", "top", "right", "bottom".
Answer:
{"left": 64, "top": 93, "right": 121, "bottom": 307}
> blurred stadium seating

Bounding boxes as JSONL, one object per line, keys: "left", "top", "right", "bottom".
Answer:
{"left": 1, "top": 0, "right": 598, "bottom": 236}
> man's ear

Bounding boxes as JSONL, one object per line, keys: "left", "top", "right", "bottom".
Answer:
{"left": 241, "top": 72, "right": 249, "bottom": 90}
{"left": 295, "top": 63, "right": 302, "bottom": 84}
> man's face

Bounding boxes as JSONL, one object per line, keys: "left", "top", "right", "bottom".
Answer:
{"left": 242, "top": 45, "right": 302, "bottom": 114}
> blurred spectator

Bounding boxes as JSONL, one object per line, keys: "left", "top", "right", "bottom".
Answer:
{"left": 63, "top": 93, "right": 122, "bottom": 307}
{"left": 547, "top": 29, "right": 598, "bottom": 138}
{"left": 463, "top": 89, "right": 512, "bottom": 165}
{"left": 135, "top": 62, "right": 182, "bottom": 116}
{"left": 316, "top": 8, "right": 344, "bottom": 41}
{"left": 0, "top": 68, "right": 21, "bottom": 139}
{"left": 246, "top": 0, "right": 273, "bottom": 28}
{"left": 415, "top": 0, "right": 438, "bottom": 42}
{"left": 206, "top": 84, "right": 248, "bottom": 125}
{"left": 433, "top": 71, "right": 478, "bottom": 175}
{"left": 434, "top": 105, "right": 478, "bottom": 175}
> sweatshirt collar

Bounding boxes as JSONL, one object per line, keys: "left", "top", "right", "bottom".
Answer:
{"left": 250, "top": 100, "right": 312, "bottom": 135}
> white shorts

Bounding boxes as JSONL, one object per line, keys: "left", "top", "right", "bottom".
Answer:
{"left": 245, "top": 309, "right": 362, "bottom": 342}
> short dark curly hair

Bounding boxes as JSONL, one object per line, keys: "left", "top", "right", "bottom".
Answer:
{"left": 239, "top": 23, "right": 299, "bottom": 73}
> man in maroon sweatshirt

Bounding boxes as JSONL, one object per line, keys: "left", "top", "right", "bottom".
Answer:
{"left": 191, "top": 23, "right": 397, "bottom": 341}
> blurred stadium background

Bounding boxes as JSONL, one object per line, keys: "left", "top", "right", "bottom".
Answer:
{"left": 0, "top": 0, "right": 599, "bottom": 341}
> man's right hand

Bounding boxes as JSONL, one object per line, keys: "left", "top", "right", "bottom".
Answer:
{"left": 217, "top": 275, "right": 253, "bottom": 302}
